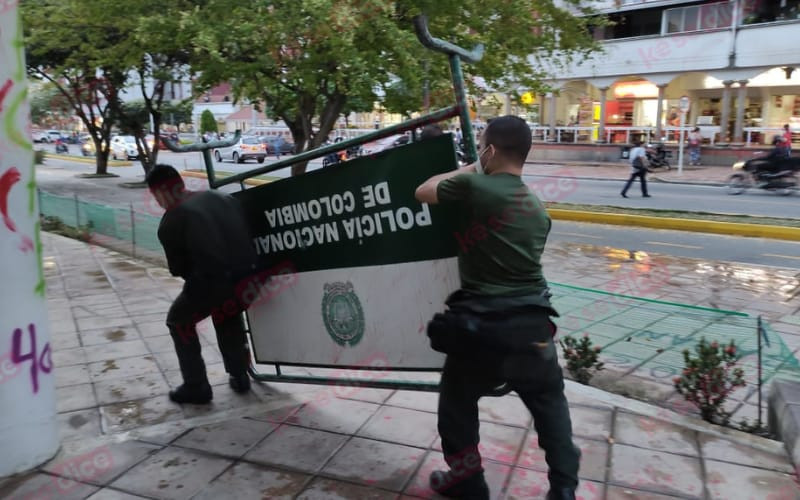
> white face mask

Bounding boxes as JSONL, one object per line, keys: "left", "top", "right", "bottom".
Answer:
{"left": 475, "top": 146, "right": 490, "bottom": 174}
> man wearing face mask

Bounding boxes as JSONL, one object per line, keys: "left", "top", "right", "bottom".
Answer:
{"left": 415, "top": 116, "right": 580, "bottom": 500}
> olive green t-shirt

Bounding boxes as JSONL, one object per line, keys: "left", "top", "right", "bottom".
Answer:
{"left": 437, "top": 172, "right": 551, "bottom": 296}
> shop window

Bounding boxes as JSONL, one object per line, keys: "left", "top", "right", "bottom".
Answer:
{"left": 741, "top": 0, "right": 800, "bottom": 24}
{"left": 664, "top": 1, "right": 733, "bottom": 33}
{"left": 603, "top": 8, "right": 662, "bottom": 39}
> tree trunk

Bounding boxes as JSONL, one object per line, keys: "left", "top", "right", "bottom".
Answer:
{"left": 95, "top": 149, "right": 109, "bottom": 175}
{"left": 287, "top": 94, "right": 347, "bottom": 177}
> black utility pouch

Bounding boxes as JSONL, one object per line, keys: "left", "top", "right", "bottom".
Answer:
{"left": 426, "top": 311, "right": 483, "bottom": 355}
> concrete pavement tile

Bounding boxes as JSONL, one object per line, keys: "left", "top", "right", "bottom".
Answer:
{"left": 134, "top": 320, "right": 170, "bottom": 338}
{"left": 57, "top": 383, "right": 97, "bottom": 413}
{"left": 88, "top": 356, "right": 160, "bottom": 382}
{"left": 174, "top": 418, "right": 277, "bottom": 458}
{"left": 606, "top": 485, "right": 686, "bottom": 499}
{"left": 80, "top": 327, "right": 140, "bottom": 347}
{"left": 705, "top": 459, "right": 800, "bottom": 500}
{"left": 76, "top": 316, "right": 133, "bottom": 333}
{"left": 700, "top": 434, "right": 794, "bottom": 473}
{"left": 53, "top": 346, "right": 88, "bottom": 367}
{"left": 563, "top": 385, "right": 614, "bottom": 410}
{"left": 614, "top": 412, "right": 698, "bottom": 456}
{"left": 357, "top": 406, "right": 438, "bottom": 448}
{"left": 298, "top": 477, "right": 398, "bottom": 499}
{"left": 335, "top": 387, "right": 394, "bottom": 404}
{"left": 432, "top": 422, "right": 526, "bottom": 465}
{"left": 505, "top": 468, "right": 604, "bottom": 500}
{"left": 0, "top": 471, "right": 99, "bottom": 500}
{"left": 131, "top": 312, "right": 168, "bottom": 325}
{"left": 323, "top": 437, "right": 425, "bottom": 491}
{"left": 100, "top": 396, "right": 184, "bottom": 433}
{"left": 287, "top": 397, "right": 380, "bottom": 435}
{"left": 180, "top": 384, "right": 263, "bottom": 418}
{"left": 50, "top": 318, "right": 78, "bottom": 335}
{"left": 403, "top": 451, "right": 509, "bottom": 499}
{"left": 478, "top": 396, "right": 531, "bottom": 428}
{"left": 82, "top": 340, "right": 150, "bottom": 364}
{"left": 194, "top": 462, "right": 309, "bottom": 499}
{"left": 610, "top": 444, "right": 703, "bottom": 499}
{"left": 109, "top": 447, "right": 232, "bottom": 499}
{"left": 151, "top": 351, "right": 183, "bottom": 373}
{"left": 86, "top": 489, "right": 151, "bottom": 499}
{"left": 568, "top": 406, "right": 612, "bottom": 441}
{"left": 385, "top": 390, "right": 439, "bottom": 413}
{"left": 58, "top": 408, "right": 102, "bottom": 440}
{"left": 246, "top": 403, "right": 303, "bottom": 424}
{"left": 517, "top": 433, "right": 608, "bottom": 482}
{"left": 42, "top": 440, "right": 162, "bottom": 487}
{"left": 93, "top": 372, "right": 170, "bottom": 405}
{"left": 244, "top": 424, "right": 348, "bottom": 473}
{"left": 142, "top": 334, "right": 176, "bottom": 354}
{"left": 55, "top": 363, "right": 91, "bottom": 388}
{"left": 51, "top": 332, "right": 82, "bottom": 350}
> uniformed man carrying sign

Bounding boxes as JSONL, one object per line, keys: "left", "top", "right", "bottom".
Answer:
{"left": 415, "top": 116, "right": 580, "bottom": 500}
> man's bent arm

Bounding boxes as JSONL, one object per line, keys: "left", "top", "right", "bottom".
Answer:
{"left": 415, "top": 164, "right": 476, "bottom": 204}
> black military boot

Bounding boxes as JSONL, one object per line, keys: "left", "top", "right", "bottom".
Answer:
{"left": 429, "top": 470, "right": 489, "bottom": 500}
{"left": 546, "top": 487, "right": 576, "bottom": 500}
{"left": 168, "top": 383, "right": 213, "bottom": 404}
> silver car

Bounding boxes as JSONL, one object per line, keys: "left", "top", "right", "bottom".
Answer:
{"left": 110, "top": 135, "right": 139, "bottom": 160}
{"left": 214, "top": 136, "right": 266, "bottom": 163}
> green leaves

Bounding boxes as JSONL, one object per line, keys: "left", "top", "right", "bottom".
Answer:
{"left": 560, "top": 334, "right": 604, "bottom": 385}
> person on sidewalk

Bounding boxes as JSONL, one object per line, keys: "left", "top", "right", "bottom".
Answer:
{"left": 621, "top": 140, "right": 651, "bottom": 198}
{"left": 415, "top": 116, "right": 581, "bottom": 500}
{"left": 688, "top": 127, "right": 702, "bottom": 165}
{"left": 783, "top": 124, "right": 792, "bottom": 158}
{"left": 146, "top": 164, "right": 257, "bottom": 404}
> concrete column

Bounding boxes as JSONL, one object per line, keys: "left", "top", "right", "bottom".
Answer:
{"left": 654, "top": 84, "right": 668, "bottom": 140}
{"left": 548, "top": 92, "right": 557, "bottom": 141}
{"left": 503, "top": 93, "right": 512, "bottom": 115}
{"left": 718, "top": 80, "right": 734, "bottom": 144}
{"left": 734, "top": 80, "right": 748, "bottom": 143}
{"left": 598, "top": 87, "right": 609, "bottom": 143}
{"left": 0, "top": 6, "right": 59, "bottom": 477}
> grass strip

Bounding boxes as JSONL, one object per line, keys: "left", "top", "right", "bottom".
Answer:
{"left": 184, "top": 168, "right": 281, "bottom": 183}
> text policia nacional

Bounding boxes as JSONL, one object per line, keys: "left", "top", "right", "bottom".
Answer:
{"left": 254, "top": 182, "right": 432, "bottom": 255}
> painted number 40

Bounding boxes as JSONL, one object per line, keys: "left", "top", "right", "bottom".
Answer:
{"left": 11, "top": 324, "right": 52, "bottom": 393}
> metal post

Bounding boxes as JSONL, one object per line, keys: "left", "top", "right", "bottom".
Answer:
{"left": 678, "top": 112, "right": 686, "bottom": 175}
{"left": 449, "top": 55, "right": 478, "bottom": 163}
{"left": 758, "top": 316, "right": 763, "bottom": 429}
{"left": 129, "top": 202, "right": 136, "bottom": 258}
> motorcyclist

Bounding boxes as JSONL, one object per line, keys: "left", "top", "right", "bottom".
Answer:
{"left": 758, "top": 136, "right": 789, "bottom": 175}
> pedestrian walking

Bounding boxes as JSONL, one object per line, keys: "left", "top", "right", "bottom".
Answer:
{"left": 146, "top": 165, "right": 257, "bottom": 404}
{"left": 621, "top": 140, "right": 651, "bottom": 198}
{"left": 415, "top": 116, "right": 581, "bottom": 500}
{"left": 688, "top": 127, "right": 702, "bottom": 165}
{"left": 783, "top": 124, "right": 792, "bottom": 158}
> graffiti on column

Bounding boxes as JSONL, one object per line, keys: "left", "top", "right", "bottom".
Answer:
{"left": 10, "top": 323, "right": 53, "bottom": 394}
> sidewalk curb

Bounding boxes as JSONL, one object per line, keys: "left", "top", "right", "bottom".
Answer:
{"left": 180, "top": 169, "right": 273, "bottom": 186}
{"left": 43, "top": 153, "right": 132, "bottom": 167}
{"left": 526, "top": 172, "right": 726, "bottom": 187}
{"left": 548, "top": 209, "right": 800, "bottom": 241}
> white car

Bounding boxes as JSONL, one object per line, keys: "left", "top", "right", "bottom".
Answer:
{"left": 110, "top": 135, "right": 139, "bottom": 160}
{"left": 214, "top": 136, "right": 266, "bottom": 163}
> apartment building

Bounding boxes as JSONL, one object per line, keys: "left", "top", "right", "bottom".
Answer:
{"left": 536, "top": 0, "right": 800, "bottom": 145}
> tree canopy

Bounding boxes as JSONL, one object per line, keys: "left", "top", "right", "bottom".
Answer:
{"left": 190, "top": 0, "right": 601, "bottom": 174}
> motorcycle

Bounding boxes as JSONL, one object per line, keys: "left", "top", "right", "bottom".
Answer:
{"left": 726, "top": 155, "right": 799, "bottom": 195}
{"left": 645, "top": 143, "right": 671, "bottom": 170}
{"left": 54, "top": 139, "right": 68, "bottom": 154}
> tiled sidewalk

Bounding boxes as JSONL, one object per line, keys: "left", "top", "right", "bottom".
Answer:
{"left": 1, "top": 233, "right": 799, "bottom": 498}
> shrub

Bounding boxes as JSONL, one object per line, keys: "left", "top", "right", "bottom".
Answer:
{"left": 559, "top": 334, "right": 604, "bottom": 385}
{"left": 34, "top": 149, "right": 45, "bottom": 164}
{"left": 673, "top": 338, "right": 745, "bottom": 424}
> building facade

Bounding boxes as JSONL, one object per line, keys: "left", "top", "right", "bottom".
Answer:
{"left": 537, "top": 0, "right": 800, "bottom": 145}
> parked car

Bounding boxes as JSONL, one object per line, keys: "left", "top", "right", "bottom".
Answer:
{"left": 110, "top": 135, "right": 140, "bottom": 160}
{"left": 31, "top": 130, "right": 48, "bottom": 143}
{"left": 46, "top": 130, "right": 64, "bottom": 143}
{"left": 260, "top": 136, "right": 296, "bottom": 155}
{"left": 214, "top": 135, "right": 266, "bottom": 163}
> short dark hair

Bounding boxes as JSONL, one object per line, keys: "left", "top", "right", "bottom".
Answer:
{"left": 482, "top": 115, "right": 532, "bottom": 164}
{"left": 420, "top": 124, "right": 443, "bottom": 140}
{"left": 145, "top": 164, "right": 184, "bottom": 191}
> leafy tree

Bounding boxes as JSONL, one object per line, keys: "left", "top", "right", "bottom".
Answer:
{"left": 22, "top": 0, "right": 127, "bottom": 175}
{"left": 28, "top": 83, "right": 73, "bottom": 127}
{"left": 200, "top": 109, "right": 219, "bottom": 135}
{"left": 163, "top": 100, "right": 194, "bottom": 129}
{"left": 191, "top": 0, "right": 600, "bottom": 175}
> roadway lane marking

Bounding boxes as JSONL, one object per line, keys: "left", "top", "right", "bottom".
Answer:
{"left": 644, "top": 241, "right": 703, "bottom": 249}
{"left": 762, "top": 253, "right": 800, "bottom": 261}
{"left": 552, "top": 231, "right": 602, "bottom": 239}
